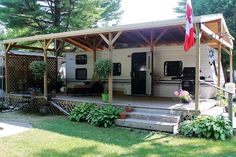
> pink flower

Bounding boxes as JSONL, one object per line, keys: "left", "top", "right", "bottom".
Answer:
{"left": 174, "top": 91, "right": 179, "bottom": 96}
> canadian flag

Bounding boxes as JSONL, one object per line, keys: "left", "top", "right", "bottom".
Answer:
{"left": 184, "top": 0, "right": 195, "bottom": 52}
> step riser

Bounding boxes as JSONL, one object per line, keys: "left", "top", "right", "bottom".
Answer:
{"left": 133, "top": 108, "right": 181, "bottom": 115}
{"left": 126, "top": 114, "right": 179, "bottom": 123}
{"left": 115, "top": 120, "right": 178, "bottom": 134}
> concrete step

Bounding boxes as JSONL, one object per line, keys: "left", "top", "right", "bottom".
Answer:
{"left": 133, "top": 107, "right": 181, "bottom": 115}
{"left": 115, "top": 118, "right": 178, "bottom": 134}
{"left": 126, "top": 112, "right": 180, "bottom": 123}
{"left": 201, "top": 106, "right": 225, "bottom": 116}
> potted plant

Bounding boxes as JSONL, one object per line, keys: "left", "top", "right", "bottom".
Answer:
{"left": 29, "top": 61, "right": 47, "bottom": 96}
{"left": 174, "top": 90, "right": 192, "bottom": 104}
{"left": 119, "top": 112, "right": 126, "bottom": 119}
{"left": 125, "top": 105, "right": 133, "bottom": 112}
{"left": 94, "top": 59, "right": 112, "bottom": 102}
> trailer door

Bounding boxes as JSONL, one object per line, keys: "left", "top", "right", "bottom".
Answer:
{"left": 131, "top": 52, "right": 146, "bottom": 95}
{"left": 146, "top": 52, "right": 152, "bottom": 96}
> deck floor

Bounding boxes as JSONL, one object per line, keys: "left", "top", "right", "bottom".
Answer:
{"left": 54, "top": 94, "right": 216, "bottom": 112}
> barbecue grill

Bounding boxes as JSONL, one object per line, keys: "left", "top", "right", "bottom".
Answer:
{"left": 172, "top": 67, "right": 196, "bottom": 96}
{"left": 181, "top": 67, "right": 195, "bottom": 95}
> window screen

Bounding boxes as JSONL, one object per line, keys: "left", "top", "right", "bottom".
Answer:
{"left": 113, "top": 63, "right": 121, "bottom": 76}
{"left": 76, "top": 55, "right": 87, "bottom": 64}
{"left": 75, "top": 68, "right": 87, "bottom": 80}
{"left": 164, "top": 61, "right": 183, "bottom": 76}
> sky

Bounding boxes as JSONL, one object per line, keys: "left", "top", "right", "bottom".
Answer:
{"left": 120, "top": 0, "right": 181, "bottom": 24}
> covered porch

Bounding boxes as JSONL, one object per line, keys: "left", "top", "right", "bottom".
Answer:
{"left": 1, "top": 13, "right": 234, "bottom": 114}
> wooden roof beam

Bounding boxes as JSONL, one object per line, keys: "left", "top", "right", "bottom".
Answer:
{"left": 137, "top": 31, "right": 150, "bottom": 44}
{"left": 4, "top": 43, "right": 17, "bottom": 52}
{"left": 166, "top": 32, "right": 181, "bottom": 45}
{"left": 63, "top": 38, "right": 92, "bottom": 51}
{"left": 121, "top": 33, "right": 143, "bottom": 47}
{"left": 12, "top": 45, "right": 55, "bottom": 52}
{"left": 153, "top": 29, "right": 168, "bottom": 45}
{"left": 201, "top": 23, "right": 233, "bottom": 49}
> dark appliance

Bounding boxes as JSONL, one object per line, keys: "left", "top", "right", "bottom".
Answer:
{"left": 181, "top": 67, "right": 195, "bottom": 95}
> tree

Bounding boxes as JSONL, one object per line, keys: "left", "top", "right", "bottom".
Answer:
{"left": 0, "top": 0, "right": 122, "bottom": 38}
{"left": 174, "top": 0, "right": 236, "bottom": 69}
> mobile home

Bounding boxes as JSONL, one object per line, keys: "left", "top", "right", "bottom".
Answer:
{"left": 66, "top": 44, "right": 224, "bottom": 99}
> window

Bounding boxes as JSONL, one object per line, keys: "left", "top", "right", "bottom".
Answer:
{"left": 113, "top": 63, "right": 121, "bottom": 76}
{"left": 164, "top": 61, "right": 183, "bottom": 76}
{"left": 76, "top": 55, "right": 87, "bottom": 64}
{"left": 75, "top": 68, "right": 87, "bottom": 80}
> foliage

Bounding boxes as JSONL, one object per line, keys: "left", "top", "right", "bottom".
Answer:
{"left": 69, "top": 102, "right": 95, "bottom": 122}
{"left": 0, "top": 101, "right": 4, "bottom": 110}
{"left": 0, "top": 0, "right": 122, "bottom": 39}
{"left": 29, "top": 61, "right": 47, "bottom": 81}
{"left": 174, "top": 0, "right": 236, "bottom": 68}
{"left": 233, "top": 104, "right": 236, "bottom": 115}
{"left": 48, "top": 75, "right": 64, "bottom": 92}
{"left": 216, "top": 90, "right": 227, "bottom": 106}
{"left": 179, "top": 116, "right": 233, "bottom": 140}
{"left": 94, "top": 59, "right": 112, "bottom": 80}
{"left": 69, "top": 103, "right": 123, "bottom": 128}
{"left": 88, "top": 104, "right": 123, "bottom": 127}
{"left": 174, "top": 90, "right": 192, "bottom": 103}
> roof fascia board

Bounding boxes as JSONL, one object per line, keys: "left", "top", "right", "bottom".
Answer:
{"left": 1, "top": 14, "right": 230, "bottom": 45}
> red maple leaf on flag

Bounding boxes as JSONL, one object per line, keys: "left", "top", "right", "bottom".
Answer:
{"left": 186, "top": 4, "right": 192, "bottom": 23}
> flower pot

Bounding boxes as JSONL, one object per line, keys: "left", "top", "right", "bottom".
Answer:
{"left": 125, "top": 106, "right": 133, "bottom": 112}
{"left": 102, "top": 93, "right": 109, "bottom": 102}
{"left": 119, "top": 112, "right": 126, "bottom": 119}
{"left": 180, "top": 99, "right": 191, "bottom": 104}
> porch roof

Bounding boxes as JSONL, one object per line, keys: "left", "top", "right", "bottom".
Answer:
{"left": 1, "top": 13, "right": 234, "bottom": 51}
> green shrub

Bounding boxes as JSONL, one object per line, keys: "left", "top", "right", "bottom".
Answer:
{"left": 29, "top": 61, "right": 47, "bottom": 81}
{"left": 69, "top": 102, "right": 95, "bottom": 122}
{"left": 216, "top": 90, "right": 227, "bottom": 106}
{"left": 69, "top": 103, "right": 123, "bottom": 128}
{"left": 179, "top": 116, "right": 233, "bottom": 140}
{"left": 233, "top": 104, "right": 236, "bottom": 115}
{"left": 94, "top": 59, "right": 112, "bottom": 80}
{"left": 89, "top": 104, "right": 123, "bottom": 127}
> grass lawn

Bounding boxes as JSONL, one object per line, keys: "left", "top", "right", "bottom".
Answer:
{"left": 0, "top": 112, "right": 236, "bottom": 157}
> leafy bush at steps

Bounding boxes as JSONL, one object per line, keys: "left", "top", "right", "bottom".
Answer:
{"left": 179, "top": 115, "right": 233, "bottom": 140}
{"left": 69, "top": 103, "right": 123, "bottom": 128}
{"left": 69, "top": 102, "right": 96, "bottom": 122}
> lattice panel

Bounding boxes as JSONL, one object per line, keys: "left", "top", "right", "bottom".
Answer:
{"left": 7, "top": 54, "right": 57, "bottom": 93}
{"left": 6, "top": 95, "right": 62, "bottom": 115}
{"left": 52, "top": 99, "right": 79, "bottom": 113}
{"left": 51, "top": 99, "right": 109, "bottom": 113}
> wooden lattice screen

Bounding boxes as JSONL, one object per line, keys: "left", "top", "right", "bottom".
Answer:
{"left": 8, "top": 54, "right": 57, "bottom": 93}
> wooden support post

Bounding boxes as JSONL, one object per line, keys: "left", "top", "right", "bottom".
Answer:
{"left": 108, "top": 32, "right": 113, "bottom": 103}
{"left": 93, "top": 49, "right": 96, "bottom": 62}
{"left": 217, "top": 20, "right": 222, "bottom": 87}
{"left": 4, "top": 44, "right": 9, "bottom": 94}
{"left": 99, "top": 32, "right": 122, "bottom": 103}
{"left": 230, "top": 49, "right": 233, "bottom": 83}
{"left": 40, "top": 39, "right": 53, "bottom": 99}
{"left": 228, "top": 93, "right": 234, "bottom": 127}
{"left": 217, "top": 43, "right": 222, "bottom": 86}
{"left": 195, "top": 23, "right": 201, "bottom": 110}
{"left": 43, "top": 40, "right": 48, "bottom": 98}
{"left": 150, "top": 31, "right": 154, "bottom": 96}
{"left": 3, "top": 43, "right": 16, "bottom": 94}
